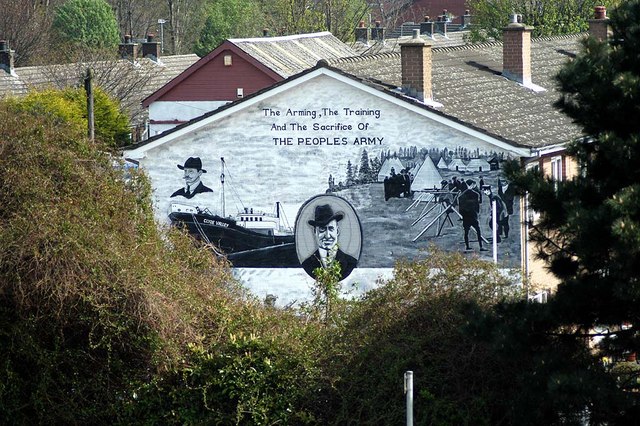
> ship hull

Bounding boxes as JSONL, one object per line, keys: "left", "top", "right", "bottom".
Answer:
{"left": 169, "top": 211, "right": 298, "bottom": 267}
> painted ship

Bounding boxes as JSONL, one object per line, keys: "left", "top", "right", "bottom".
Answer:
{"left": 168, "top": 158, "right": 298, "bottom": 267}
{"left": 169, "top": 202, "right": 294, "bottom": 254}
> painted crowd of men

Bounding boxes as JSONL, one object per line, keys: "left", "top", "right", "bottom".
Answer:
{"left": 443, "top": 177, "right": 515, "bottom": 251}
{"left": 383, "top": 167, "right": 413, "bottom": 200}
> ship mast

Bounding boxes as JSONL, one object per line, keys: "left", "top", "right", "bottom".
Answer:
{"left": 220, "top": 157, "right": 226, "bottom": 217}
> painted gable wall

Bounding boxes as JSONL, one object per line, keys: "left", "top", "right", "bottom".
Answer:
{"left": 128, "top": 72, "right": 525, "bottom": 302}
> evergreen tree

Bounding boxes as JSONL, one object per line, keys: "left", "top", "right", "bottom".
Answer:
{"left": 505, "top": 1, "right": 640, "bottom": 421}
{"left": 359, "top": 149, "right": 372, "bottom": 183}
{"left": 53, "top": 0, "right": 120, "bottom": 49}
{"left": 345, "top": 160, "right": 354, "bottom": 185}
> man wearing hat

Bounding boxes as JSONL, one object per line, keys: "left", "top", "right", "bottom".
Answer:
{"left": 301, "top": 204, "right": 358, "bottom": 280}
{"left": 458, "top": 179, "right": 487, "bottom": 252}
{"left": 171, "top": 157, "right": 213, "bottom": 199}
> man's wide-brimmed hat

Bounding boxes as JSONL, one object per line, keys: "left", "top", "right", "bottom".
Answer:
{"left": 308, "top": 204, "right": 344, "bottom": 227}
{"left": 178, "top": 157, "right": 206, "bottom": 172}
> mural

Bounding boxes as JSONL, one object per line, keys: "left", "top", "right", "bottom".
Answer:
{"left": 295, "top": 195, "right": 362, "bottom": 280}
{"left": 132, "top": 74, "right": 523, "bottom": 278}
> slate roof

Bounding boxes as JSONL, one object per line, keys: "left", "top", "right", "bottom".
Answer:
{"left": 351, "top": 30, "right": 471, "bottom": 55}
{"left": 227, "top": 32, "right": 359, "bottom": 78}
{"left": 330, "top": 34, "right": 585, "bottom": 149}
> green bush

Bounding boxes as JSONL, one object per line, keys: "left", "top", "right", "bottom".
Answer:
{"left": 0, "top": 101, "right": 240, "bottom": 423}
{"left": 6, "top": 87, "right": 131, "bottom": 148}
{"left": 315, "top": 248, "right": 524, "bottom": 425}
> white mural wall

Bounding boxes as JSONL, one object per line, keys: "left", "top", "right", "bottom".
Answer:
{"left": 126, "top": 69, "right": 527, "bottom": 303}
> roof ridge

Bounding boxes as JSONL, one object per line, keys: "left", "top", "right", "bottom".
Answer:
{"left": 327, "top": 51, "right": 400, "bottom": 64}
{"left": 229, "top": 32, "right": 333, "bottom": 43}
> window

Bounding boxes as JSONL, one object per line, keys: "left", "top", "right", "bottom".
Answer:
{"left": 223, "top": 54, "right": 232, "bottom": 66}
{"left": 237, "top": 88, "right": 244, "bottom": 98}
{"left": 551, "top": 156, "right": 563, "bottom": 184}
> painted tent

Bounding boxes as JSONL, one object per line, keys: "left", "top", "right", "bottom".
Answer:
{"left": 466, "top": 158, "right": 491, "bottom": 172}
{"left": 377, "top": 157, "right": 405, "bottom": 182}
{"left": 436, "top": 156, "right": 449, "bottom": 169}
{"left": 410, "top": 156, "right": 442, "bottom": 191}
{"left": 448, "top": 158, "right": 467, "bottom": 172}
{"left": 409, "top": 160, "right": 423, "bottom": 175}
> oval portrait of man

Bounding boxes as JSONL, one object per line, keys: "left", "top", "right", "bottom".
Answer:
{"left": 295, "top": 195, "right": 362, "bottom": 281}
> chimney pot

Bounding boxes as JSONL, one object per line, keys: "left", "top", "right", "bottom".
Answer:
{"left": 124, "top": 34, "right": 132, "bottom": 43}
{"left": 147, "top": 34, "right": 154, "bottom": 42}
{"left": 375, "top": 20, "right": 381, "bottom": 28}
{"left": 263, "top": 28, "right": 269, "bottom": 36}
{"left": 359, "top": 20, "right": 365, "bottom": 28}
{"left": 0, "top": 40, "right": 7, "bottom": 51}
{"left": 595, "top": 6, "right": 606, "bottom": 19}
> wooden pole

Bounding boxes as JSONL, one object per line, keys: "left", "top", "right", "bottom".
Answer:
{"left": 84, "top": 68, "right": 94, "bottom": 142}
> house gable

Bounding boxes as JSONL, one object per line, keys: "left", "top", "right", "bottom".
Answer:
{"left": 142, "top": 42, "right": 281, "bottom": 107}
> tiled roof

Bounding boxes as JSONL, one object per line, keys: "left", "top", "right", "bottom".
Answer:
{"left": 329, "top": 34, "right": 585, "bottom": 149}
{"left": 0, "top": 54, "right": 199, "bottom": 126}
{"left": 0, "top": 72, "right": 27, "bottom": 98}
{"left": 229, "top": 32, "right": 359, "bottom": 78}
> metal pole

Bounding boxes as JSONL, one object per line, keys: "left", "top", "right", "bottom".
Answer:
{"left": 492, "top": 199, "right": 498, "bottom": 264}
{"left": 158, "top": 19, "right": 166, "bottom": 54}
{"left": 404, "top": 371, "right": 413, "bottom": 426}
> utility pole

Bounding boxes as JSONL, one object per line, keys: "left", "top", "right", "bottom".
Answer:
{"left": 84, "top": 68, "right": 94, "bottom": 142}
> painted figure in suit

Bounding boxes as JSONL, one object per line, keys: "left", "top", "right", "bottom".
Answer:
{"left": 498, "top": 178, "right": 516, "bottom": 239}
{"left": 171, "top": 157, "right": 213, "bottom": 199}
{"left": 458, "top": 179, "right": 487, "bottom": 252}
{"left": 301, "top": 204, "right": 358, "bottom": 280}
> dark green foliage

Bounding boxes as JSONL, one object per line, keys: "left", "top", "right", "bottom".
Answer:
{"left": 467, "top": 0, "right": 620, "bottom": 41}
{"left": 128, "top": 330, "right": 322, "bottom": 425}
{"left": 506, "top": 0, "right": 640, "bottom": 421}
{"left": 194, "top": 0, "right": 265, "bottom": 57}
{"left": 53, "top": 0, "right": 121, "bottom": 49}
{"left": 313, "top": 248, "right": 524, "bottom": 425}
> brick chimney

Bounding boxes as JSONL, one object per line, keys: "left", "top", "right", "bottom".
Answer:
{"left": 462, "top": 10, "right": 472, "bottom": 28}
{"left": 502, "top": 14, "right": 532, "bottom": 85}
{"left": 142, "top": 34, "right": 161, "bottom": 61}
{"left": 0, "top": 40, "right": 15, "bottom": 74}
{"left": 420, "top": 16, "right": 434, "bottom": 36}
{"left": 371, "top": 21, "right": 385, "bottom": 41}
{"left": 355, "top": 20, "right": 369, "bottom": 43}
{"left": 119, "top": 35, "right": 138, "bottom": 60}
{"left": 435, "top": 15, "right": 447, "bottom": 35}
{"left": 588, "top": 6, "right": 611, "bottom": 42}
{"left": 400, "top": 29, "right": 432, "bottom": 102}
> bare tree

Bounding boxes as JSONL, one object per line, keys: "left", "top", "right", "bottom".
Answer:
{"left": 109, "top": 0, "right": 159, "bottom": 40}
{"left": 0, "top": 0, "right": 63, "bottom": 66}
